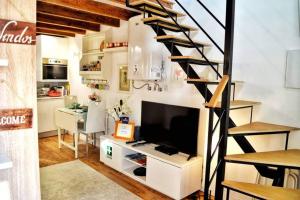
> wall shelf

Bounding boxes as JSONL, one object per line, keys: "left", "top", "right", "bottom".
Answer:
{"left": 124, "top": 157, "right": 147, "bottom": 167}
{"left": 103, "top": 47, "right": 128, "bottom": 53}
{"left": 79, "top": 71, "right": 102, "bottom": 76}
{"left": 82, "top": 51, "right": 104, "bottom": 56}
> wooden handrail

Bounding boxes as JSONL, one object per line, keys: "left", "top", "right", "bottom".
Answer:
{"left": 206, "top": 75, "right": 229, "bottom": 108}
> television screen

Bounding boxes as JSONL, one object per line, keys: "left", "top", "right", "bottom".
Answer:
{"left": 140, "top": 101, "right": 199, "bottom": 155}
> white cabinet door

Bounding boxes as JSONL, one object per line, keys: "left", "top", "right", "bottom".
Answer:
{"left": 36, "top": 35, "right": 70, "bottom": 82}
{"left": 146, "top": 157, "right": 182, "bottom": 199}
{"left": 37, "top": 99, "right": 64, "bottom": 133}
{"left": 40, "top": 35, "right": 69, "bottom": 59}
{"left": 100, "top": 139, "right": 123, "bottom": 171}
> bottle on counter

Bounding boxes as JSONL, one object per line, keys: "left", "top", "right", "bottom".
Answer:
{"left": 65, "top": 82, "right": 70, "bottom": 95}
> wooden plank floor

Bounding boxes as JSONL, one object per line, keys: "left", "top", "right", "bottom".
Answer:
{"left": 39, "top": 135, "right": 208, "bottom": 200}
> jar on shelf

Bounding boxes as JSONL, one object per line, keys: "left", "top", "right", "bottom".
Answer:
{"left": 96, "top": 61, "right": 101, "bottom": 71}
{"left": 107, "top": 42, "right": 114, "bottom": 48}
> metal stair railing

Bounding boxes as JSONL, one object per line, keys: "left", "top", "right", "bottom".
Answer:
{"left": 174, "top": 0, "right": 224, "bottom": 54}
{"left": 126, "top": 0, "right": 222, "bottom": 79}
{"left": 196, "top": 0, "right": 225, "bottom": 29}
{"left": 125, "top": 0, "right": 281, "bottom": 199}
{"left": 153, "top": 0, "right": 223, "bottom": 79}
{"left": 204, "top": 75, "right": 229, "bottom": 199}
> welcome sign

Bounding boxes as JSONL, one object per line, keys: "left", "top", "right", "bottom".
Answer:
{"left": 0, "top": 109, "right": 33, "bottom": 131}
{"left": 0, "top": 19, "right": 36, "bottom": 45}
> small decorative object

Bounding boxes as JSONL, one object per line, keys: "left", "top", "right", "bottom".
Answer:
{"left": 114, "top": 121, "right": 135, "bottom": 141}
{"left": 172, "top": 65, "right": 185, "bottom": 81}
{"left": 100, "top": 41, "right": 105, "bottom": 52}
{"left": 175, "top": 69, "right": 182, "bottom": 79}
{"left": 107, "top": 98, "right": 132, "bottom": 121}
{"left": 96, "top": 60, "right": 101, "bottom": 71}
{"left": 47, "top": 87, "right": 62, "bottom": 97}
{"left": 107, "top": 42, "right": 114, "bottom": 48}
{"left": 119, "top": 65, "right": 130, "bottom": 91}
{"left": 69, "top": 103, "right": 81, "bottom": 109}
{"left": 88, "top": 92, "right": 101, "bottom": 102}
{"left": 119, "top": 115, "right": 129, "bottom": 124}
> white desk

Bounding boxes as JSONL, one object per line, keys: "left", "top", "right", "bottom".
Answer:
{"left": 55, "top": 108, "right": 87, "bottom": 158}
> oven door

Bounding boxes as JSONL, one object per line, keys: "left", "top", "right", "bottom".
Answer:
{"left": 43, "top": 64, "right": 68, "bottom": 81}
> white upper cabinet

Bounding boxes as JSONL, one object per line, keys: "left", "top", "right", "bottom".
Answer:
{"left": 36, "top": 35, "right": 70, "bottom": 82}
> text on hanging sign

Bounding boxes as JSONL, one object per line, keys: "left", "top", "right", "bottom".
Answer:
{"left": 0, "top": 18, "right": 36, "bottom": 45}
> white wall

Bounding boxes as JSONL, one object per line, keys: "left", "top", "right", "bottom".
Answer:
{"left": 68, "top": 1, "right": 300, "bottom": 198}
{"left": 0, "top": 0, "right": 40, "bottom": 199}
{"left": 68, "top": 20, "right": 209, "bottom": 157}
{"left": 176, "top": 0, "right": 300, "bottom": 199}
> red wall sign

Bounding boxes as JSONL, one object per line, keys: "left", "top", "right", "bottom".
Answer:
{"left": 0, "top": 109, "right": 33, "bottom": 131}
{"left": 0, "top": 19, "right": 36, "bottom": 45}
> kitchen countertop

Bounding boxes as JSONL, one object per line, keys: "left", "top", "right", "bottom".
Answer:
{"left": 37, "top": 96, "right": 64, "bottom": 100}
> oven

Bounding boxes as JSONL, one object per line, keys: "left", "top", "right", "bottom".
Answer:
{"left": 42, "top": 58, "right": 68, "bottom": 81}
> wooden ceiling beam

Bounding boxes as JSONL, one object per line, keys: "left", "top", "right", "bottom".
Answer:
{"left": 109, "top": 0, "right": 173, "bottom": 8}
{"left": 37, "top": 12, "right": 100, "bottom": 32}
{"left": 37, "top": 0, "right": 139, "bottom": 21}
{"left": 37, "top": 27, "right": 76, "bottom": 37}
{"left": 37, "top": 1, "right": 120, "bottom": 27}
{"left": 37, "top": 22, "right": 86, "bottom": 34}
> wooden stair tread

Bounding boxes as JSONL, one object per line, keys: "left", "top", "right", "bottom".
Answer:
{"left": 185, "top": 78, "right": 211, "bottom": 83}
{"left": 130, "top": 0, "right": 185, "bottom": 17}
{"left": 155, "top": 35, "right": 210, "bottom": 47}
{"left": 204, "top": 100, "right": 261, "bottom": 109}
{"left": 225, "top": 149, "right": 300, "bottom": 168}
{"left": 142, "top": 16, "right": 197, "bottom": 32}
{"left": 169, "top": 56, "right": 222, "bottom": 65}
{"left": 222, "top": 180, "right": 300, "bottom": 200}
{"left": 186, "top": 78, "right": 243, "bottom": 85}
{"left": 229, "top": 122, "right": 300, "bottom": 135}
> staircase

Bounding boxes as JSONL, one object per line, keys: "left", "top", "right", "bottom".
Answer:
{"left": 125, "top": 0, "right": 300, "bottom": 199}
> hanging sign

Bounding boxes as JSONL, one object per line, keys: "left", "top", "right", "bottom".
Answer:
{"left": 0, "top": 109, "right": 33, "bottom": 131}
{"left": 0, "top": 19, "right": 36, "bottom": 45}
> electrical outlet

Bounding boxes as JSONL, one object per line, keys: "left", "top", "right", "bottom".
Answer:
{"left": 0, "top": 58, "right": 9, "bottom": 67}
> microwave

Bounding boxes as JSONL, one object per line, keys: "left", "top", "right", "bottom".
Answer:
{"left": 42, "top": 58, "right": 68, "bottom": 81}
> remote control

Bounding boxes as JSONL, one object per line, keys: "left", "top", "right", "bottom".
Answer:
{"left": 126, "top": 140, "right": 138, "bottom": 144}
{"left": 132, "top": 141, "right": 148, "bottom": 147}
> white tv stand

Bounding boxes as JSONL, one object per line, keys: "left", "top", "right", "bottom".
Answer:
{"left": 100, "top": 135, "right": 203, "bottom": 200}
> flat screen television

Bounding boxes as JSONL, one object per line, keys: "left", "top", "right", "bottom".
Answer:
{"left": 140, "top": 101, "right": 199, "bottom": 156}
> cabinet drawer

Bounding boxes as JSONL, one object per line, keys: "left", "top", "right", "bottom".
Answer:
{"left": 100, "top": 139, "right": 123, "bottom": 171}
{"left": 146, "top": 157, "right": 181, "bottom": 199}
{"left": 38, "top": 99, "right": 64, "bottom": 133}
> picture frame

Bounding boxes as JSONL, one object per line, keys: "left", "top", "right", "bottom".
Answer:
{"left": 285, "top": 49, "right": 300, "bottom": 89}
{"left": 114, "top": 121, "right": 135, "bottom": 140}
{"left": 119, "top": 65, "right": 130, "bottom": 91}
{"left": 299, "top": 0, "right": 300, "bottom": 35}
